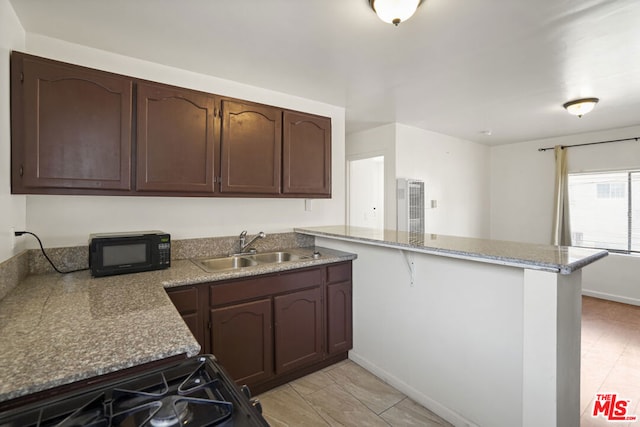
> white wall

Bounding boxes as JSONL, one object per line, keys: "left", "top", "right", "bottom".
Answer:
{"left": 396, "top": 124, "right": 490, "bottom": 238}
{"left": 0, "top": 0, "right": 26, "bottom": 263}
{"left": 490, "top": 139, "right": 556, "bottom": 244}
{"left": 317, "top": 237, "right": 524, "bottom": 426}
{"left": 347, "top": 123, "right": 491, "bottom": 237}
{"left": 490, "top": 125, "right": 640, "bottom": 305}
{"left": 19, "top": 34, "right": 346, "bottom": 247}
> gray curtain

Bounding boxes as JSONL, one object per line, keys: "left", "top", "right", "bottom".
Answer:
{"left": 551, "top": 146, "right": 571, "bottom": 245}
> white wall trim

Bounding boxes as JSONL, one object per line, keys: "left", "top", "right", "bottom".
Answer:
{"left": 346, "top": 150, "right": 387, "bottom": 162}
{"left": 348, "top": 352, "right": 477, "bottom": 427}
{"left": 582, "top": 289, "right": 640, "bottom": 307}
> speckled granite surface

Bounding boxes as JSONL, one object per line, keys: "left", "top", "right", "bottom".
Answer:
{"left": 163, "top": 246, "right": 355, "bottom": 288}
{"left": 295, "top": 225, "right": 608, "bottom": 274}
{"left": 27, "top": 232, "right": 313, "bottom": 274}
{"left": 0, "top": 271, "right": 200, "bottom": 403}
{"left": 0, "top": 245, "right": 355, "bottom": 403}
{"left": 172, "top": 232, "right": 314, "bottom": 260}
{"left": 0, "top": 251, "right": 28, "bottom": 301}
{"left": 28, "top": 245, "right": 88, "bottom": 275}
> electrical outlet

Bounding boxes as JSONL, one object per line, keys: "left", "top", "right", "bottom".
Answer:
{"left": 10, "top": 227, "right": 16, "bottom": 249}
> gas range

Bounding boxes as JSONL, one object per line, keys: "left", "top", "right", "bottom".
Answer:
{"left": 0, "top": 355, "right": 269, "bottom": 427}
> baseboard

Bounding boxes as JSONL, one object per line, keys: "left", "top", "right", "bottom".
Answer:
{"left": 348, "top": 351, "right": 477, "bottom": 427}
{"left": 582, "top": 289, "right": 640, "bottom": 307}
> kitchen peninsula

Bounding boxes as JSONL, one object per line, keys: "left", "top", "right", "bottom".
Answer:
{"left": 0, "top": 240, "right": 356, "bottom": 407}
{"left": 295, "top": 226, "right": 607, "bottom": 427}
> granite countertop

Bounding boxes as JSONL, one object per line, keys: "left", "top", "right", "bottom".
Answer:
{"left": 0, "top": 245, "right": 355, "bottom": 403}
{"left": 295, "top": 226, "right": 607, "bottom": 274}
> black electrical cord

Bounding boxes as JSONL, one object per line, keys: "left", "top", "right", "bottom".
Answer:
{"left": 15, "top": 231, "right": 88, "bottom": 274}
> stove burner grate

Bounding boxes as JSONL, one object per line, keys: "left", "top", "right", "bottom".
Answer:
{"left": 108, "top": 360, "right": 233, "bottom": 427}
{"left": 148, "top": 396, "right": 190, "bottom": 427}
{"left": 0, "top": 356, "right": 270, "bottom": 427}
{"left": 44, "top": 392, "right": 108, "bottom": 427}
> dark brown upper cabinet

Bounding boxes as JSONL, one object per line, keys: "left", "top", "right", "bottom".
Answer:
{"left": 11, "top": 51, "right": 133, "bottom": 192}
{"left": 137, "top": 82, "right": 217, "bottom": 193}
{"left": 10, "top": 52, "right": 331, "bottom": 198}
{"left": 283, "top": 111, "right": 331, "bottom": 196}
{"left": 220, "top": 100, "right": 282, "bottom": 194}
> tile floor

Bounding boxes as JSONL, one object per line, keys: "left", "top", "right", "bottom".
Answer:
{"left": 581, "top": 296, "right": 640, "bottom": 427}
{"left": 257, "top": 359, "right": 452, "bottom": 426}
{"left": 258, "top": 296, "right": 640, "bottom": 426}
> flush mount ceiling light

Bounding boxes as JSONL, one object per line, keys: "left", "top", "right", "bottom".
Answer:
{"left": 369, "top": 0, "right": 423, "bottom": 26}
{"left": 563, "top": 98, "right": 599, "bottom": 118}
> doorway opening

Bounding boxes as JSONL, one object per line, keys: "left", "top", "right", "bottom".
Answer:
{"left": 347, "top": 156, "right": 384, "bottom": 230}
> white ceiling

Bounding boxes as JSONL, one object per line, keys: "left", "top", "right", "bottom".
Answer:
{"left": 8, "top": 0, "right": 640, "bottom": 145}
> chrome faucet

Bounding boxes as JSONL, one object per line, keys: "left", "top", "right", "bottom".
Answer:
{"left": 238, "top": 230, "right": 266, "bottom": 254}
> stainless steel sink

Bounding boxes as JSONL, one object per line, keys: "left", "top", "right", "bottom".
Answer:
{"left": 246, "top": 251, "right": 300, "bottom": 264}
{"left": 192, "top": 251, "right": 303, "bottom": 272}
{"left": 193, "top": 256, "right": 258, "bottom": 272}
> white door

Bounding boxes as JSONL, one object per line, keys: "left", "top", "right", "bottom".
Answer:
{"left": 348, "top": 156, "right": 384, "bottom": 230}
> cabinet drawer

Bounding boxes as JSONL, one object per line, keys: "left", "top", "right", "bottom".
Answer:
{"left": 211, "top": 267, "right": 323, "bottom": 307}
{"left": 166, "top": 286, "right": 199, "bottom": 314}
{"left": 326, "top": 262, "right": 351, "bottom": 284}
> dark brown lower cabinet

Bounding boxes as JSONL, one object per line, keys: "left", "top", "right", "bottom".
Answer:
{"left": 210, "top": 299, "right": 273, "bottom": 385}
{"left": 166, "top": 261, "right": 352, "bottom": 394}
{"left": 327, "top": 281, "right": 353, "bottom": 354}
{"left": 326, "top": 262, "right": 353, "bottom": 354}
{"left": 274, "top": 286, "right": 324, "bottom": 374}
{"left": 165, "top": 285, "right": 205, "bottom": 352}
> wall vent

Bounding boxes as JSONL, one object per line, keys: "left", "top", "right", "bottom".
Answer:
{"left": 397, "top": 178, "right": 425, "bottom": 241}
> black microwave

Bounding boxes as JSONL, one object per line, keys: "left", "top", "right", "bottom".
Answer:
{"left": 89, "top": 231, "right": 171, "bottom": 277}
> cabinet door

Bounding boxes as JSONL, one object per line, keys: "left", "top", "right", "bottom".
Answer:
{"left": 211, "top": 299, "right": 274, "bottom": 385}
{"left": 220, "top": 100, "right": 282, "bottom": 194}
{"left": 274, "top": 286, "right": 324, "bottom": 374}
{"left": 137, "top": 82, "right": 217, "bottom": 192}
{"left": 12, "top": 52, "right": 133, "bottom": 192}
{"left": 166, "top": 286, "right": 206, "bottom": 353}
{"left": 282, "top": 111, "right": 331, "bottom": 196}
{"left": 327, "top": 281, "right": 353, "bottom": 354}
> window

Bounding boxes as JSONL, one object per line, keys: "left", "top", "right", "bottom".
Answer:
{"left": 568, "top": 171, "right": 640, "bottom": 253}
{"left": 596, "top": 183, "right": 625, "bottom": 199}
